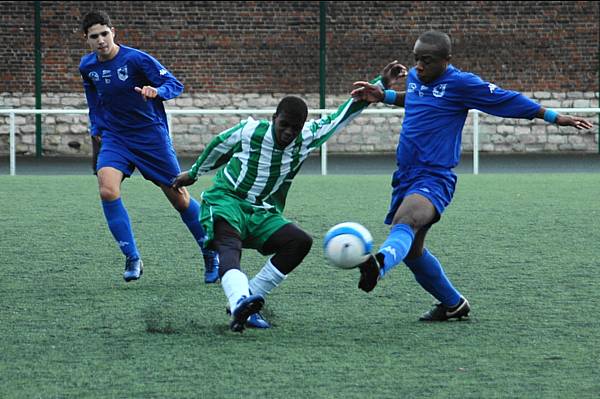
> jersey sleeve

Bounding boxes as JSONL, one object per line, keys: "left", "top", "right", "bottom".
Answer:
{"left": 136, "top": 53, "right": 184, "bottom": 101}
{"left": 80, "top": 69, "right": 101, "bottom": 137}
{"left": 188, "top": 120, "right": 247, "bottom": 179}
{"left": 306, "top": 77, "right": 383, "bottom": 148}
{"left": 459, "top": 73, "right": 541, "bottom": 119}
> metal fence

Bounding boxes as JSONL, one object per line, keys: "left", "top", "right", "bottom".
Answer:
{"left": 1, "top": 108, "right": 599, "bottom": 176}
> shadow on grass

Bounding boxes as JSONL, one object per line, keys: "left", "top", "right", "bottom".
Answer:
{"left": 141, "top": 301, "right": 278, "bottom": 337}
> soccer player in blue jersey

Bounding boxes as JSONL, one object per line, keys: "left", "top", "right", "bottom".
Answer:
{"left": 351, "top": 31, "right": 593, "bottom": 321}
{"left": 79, "top": 11, "right": 219, "bottom": 283}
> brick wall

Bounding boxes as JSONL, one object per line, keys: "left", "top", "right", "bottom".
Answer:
{"left": 2, "top": 1, "right": 598, "bottom": 93}
{"left": 1, "top": 1, "right": 598, "bottom": 156}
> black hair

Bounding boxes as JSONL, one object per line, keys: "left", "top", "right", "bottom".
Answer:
{"left": 275, "top": 96, "right": 308, "bottom": 123}
{"left": 81, "top": 11, "right": 112, "bottom": 34}
{"left": 417, "top": 31, "right": 452, "bottom": 58}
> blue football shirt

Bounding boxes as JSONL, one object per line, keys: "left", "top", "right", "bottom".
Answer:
{"left": 79, "top": 44, "right": 183, "bottom": 137}
{"left": 399, "top": 65, "right": 541, "bottom": 169}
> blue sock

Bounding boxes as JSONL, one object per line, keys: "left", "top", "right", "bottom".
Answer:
{"left": 404, "top": 249, "right": 461, "bottom": 307}
{"left": 101, "top": 198, "right": 139, "bottom": 260}
{"left": 180, "top": 198, "right": 209, "bottom": 253}
{"left": 378, "top": 223, "right": 415, "bottom": 276}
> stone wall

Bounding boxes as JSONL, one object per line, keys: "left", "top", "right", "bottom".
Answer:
{"left": 1, "top": 92, "right": 597, "bottom": 156}
{"left": 1, "top": 1, "right": 598, "bottom": 156}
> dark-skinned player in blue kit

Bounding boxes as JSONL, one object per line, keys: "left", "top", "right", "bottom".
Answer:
{"left": 351, "top": 31, "right": 593, "bottom": 321}
{"left": 79, "top": 11, "right": 219, "bottom": 283}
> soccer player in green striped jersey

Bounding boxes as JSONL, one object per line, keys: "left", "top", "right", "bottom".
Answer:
{"left": 172, "top": 64, "right": 404, "bottom": 332}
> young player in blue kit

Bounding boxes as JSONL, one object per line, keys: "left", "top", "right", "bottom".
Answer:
{"left": 79, "top": 11, "right": 219, "bottom": 283}
{"left": 351, "top": 31, "right": 593, "bottom": 321}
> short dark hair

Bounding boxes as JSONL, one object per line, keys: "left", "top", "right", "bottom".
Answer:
{"left": 275, "top": 96, "right": 308, "bottom": 123}
{"left": 417, "top": 31, "right": 452, "bottom": 58}
{"left": 81, "top": 11, "right": 112, "bottom": 35}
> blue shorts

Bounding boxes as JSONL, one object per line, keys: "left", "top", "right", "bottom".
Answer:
{"left": 385, "top": 166, "right": 457, "bottom": 225}
{"left": 96, "top": 129, "right": 181, "bottom": 187}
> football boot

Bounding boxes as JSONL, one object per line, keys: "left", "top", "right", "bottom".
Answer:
{"left": 123, "top": 257, "right": 143, "bottom": 282}
{"left": 419, "top": 297, "right": 471, "bottom": 322}
{"left": 230, "top": 295, "right": 265, "bottom": 332}
{"left": 202, "top": 249, "right": 220, "bottom": 284}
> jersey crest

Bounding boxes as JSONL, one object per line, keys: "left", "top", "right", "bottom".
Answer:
{"left": 117, "top": 65, "right": 128, "bottom": 81}
{"left": 433, "top": 84, "right": 447, "bottom": 98}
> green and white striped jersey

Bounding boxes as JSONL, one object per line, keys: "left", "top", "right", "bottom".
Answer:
{"left": 188, "top": 92, "right": 377, "bottom": 211}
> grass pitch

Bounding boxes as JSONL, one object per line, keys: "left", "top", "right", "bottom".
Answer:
{"left": 1, "top": 173, "right": 599, "bottom": 398}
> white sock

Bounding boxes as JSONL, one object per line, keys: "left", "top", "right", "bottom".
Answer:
{"left": 221, "top": 269, "right": 250, "bottom": 312}
{"left": 248, "top": 258, "right": 286, "bottom": 297}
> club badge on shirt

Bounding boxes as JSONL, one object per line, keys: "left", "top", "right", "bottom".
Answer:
{"left": 118, "top": 65, "right": 128, "bottom": 81}
{"left": 433, "top": 84, "right": 447, "bottom": 98}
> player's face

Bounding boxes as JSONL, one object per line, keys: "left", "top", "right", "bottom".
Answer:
{"left": 413, "top": 40, "right": 449, "bottom": 83}
{"left": 86, "top": 24, "right": 117, "bottom": 61}
{"left": 272, "top": 112, "right": 305, "bottom": 148}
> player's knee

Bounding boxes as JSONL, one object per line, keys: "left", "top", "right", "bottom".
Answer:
{"left": 295, "top": 230, "right": 313, "bottom": 257}
{"left": 166, "top": 187, "right": 189, "bottom": 212}
{"left": 99, "top": 186, "right": 120, "bottom": 201}
{"left": 394, "top": 213, "right": 430, "bottom": 230}
{"left": 172, "top": 198, "right": 188, "bottom": 212}
{"left": 276, "top": 228, "right": 312, "bottom": 261}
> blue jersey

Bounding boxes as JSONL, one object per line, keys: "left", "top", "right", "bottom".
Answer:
{"left": 399, "top": 65, "right": 541, "bottom": 169}
{"left": 79, "top": 44, "right": 183, "bottom": 137}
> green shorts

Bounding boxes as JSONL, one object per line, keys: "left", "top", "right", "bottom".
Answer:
{"left": 200, "top": 186, "right": 291, "bottom": 252}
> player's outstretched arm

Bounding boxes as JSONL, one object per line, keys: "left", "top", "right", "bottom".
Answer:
{"left": 351, "top": 82, "right": 406, "bottom": 107}
{"left": 351, "top": 81, "right": 384, "bottom": 103}
{"left": 536, "top": 107, "right": 593, "bottom": 130}
{"left": 351, "top": 61, "right": 407, "bottom": 106}
{"left": 171, "top": 171, "right": 197, "bottom": 189}
{"left": 381, "top": 60, "right": 408, "bottom": 88}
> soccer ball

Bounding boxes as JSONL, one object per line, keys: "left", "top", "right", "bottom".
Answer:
{"left": 323, "top": 222, "right": 373, "bottom": 269}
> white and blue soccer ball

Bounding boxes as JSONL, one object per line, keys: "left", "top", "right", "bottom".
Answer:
{"left": 323, "top": 222, "right": 373, "bottom": 269}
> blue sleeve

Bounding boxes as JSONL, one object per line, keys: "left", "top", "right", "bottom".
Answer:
{"left": 136, "top": 53, "right": 183, "bottom": 100}
{"left": 80, "top": 70, "right": 101, "bottom": 137}
{"left": 460, "top": 73, "right": 541, "bottom": 119}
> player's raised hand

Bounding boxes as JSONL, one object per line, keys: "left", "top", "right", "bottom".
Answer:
{"left": 171, "top": 171, "right": 197, "bottom": 189}
{"left": 351, "top": 81, "right": 384, "bottom": 103}
{"left": 135, "top": 86, "right": 158, "bottom": 101}
{"left": 381, "top": 60, "right": 408, "bottom": 88}
{"left": 556, "top": 115, "right": 593, "bottom": 130}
